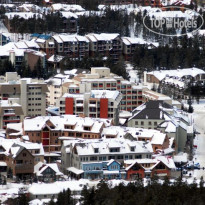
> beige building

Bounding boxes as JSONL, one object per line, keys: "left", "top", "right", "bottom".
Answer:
{"left": 74, "top": 67, "right": 143, "bottom": 112}
{"left": 57, "top": 90, "right": 122, "bottom": 125}
{"left": 0, "top": 98, "right": 23, "bottom": 129}
{"left": 0, "top": 72, "right": 48, "bottom": 117}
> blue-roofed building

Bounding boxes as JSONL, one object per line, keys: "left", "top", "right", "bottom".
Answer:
{"left": 31, "top": 33, "right": 55, "bottom": 59}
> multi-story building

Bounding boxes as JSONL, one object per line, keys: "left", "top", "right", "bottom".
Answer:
{"left": 0, "top": 72, "right": 48, "bottom": 117}
{"left": 127, "top": 100, "right": 192, "bottom": 152}
{"left": 57, "top": 90, "right": 122, "bottom": 125}
{"left": 121, "top": 37, "right": 158, "bottom": 61}
{"left": 0, "top": 98, "right": 23, "bottom": 129}
{"left": 0, "top": 137, "right": 43, "bottom": 178}
{"left": 0, "top": 41, "right": 45, "bottom": 70}
{"left": 31, "top": 34, "right": 55, "bottom": 59}
{"left": 61, "top": 11, "right": 78, "bottom": 33}
{"left": 125, "top": 156, "right": 177, "bottom": 180}
{"left": 85, "top": 33, "right": 122, "bottom": 61}
{"left": 6, "top": 115, "right": 112, "bottom": 162}
{"left": 61, "top": 137, "right": 153, "bottom": 177}
{"left": 53, "top": 34, "right": 89, "bottom": 59}
{"left": 72, "top": 67, "right": 143, "bottom": 111}
{"left": 46, "top": 69, "right": 90, "bottom": 106}
{"left": 6, "top": 144, "right": 34, "bottom": 178}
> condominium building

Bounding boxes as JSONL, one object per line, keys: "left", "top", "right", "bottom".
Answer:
{"left": 30, "top": 34, "right": 55, "bottom": 59}
{"left": 61, "top": 137, "right": 153, "bottom": 174}
{"left": 57, "top": 90, "right": 122, "bottom": 125}
{"left": 45, "top": 69, "right": 90, "bottom": 106}
{"left": 52, "top": 34, "right": 89, "bottom": 59}
{"left": 85, "top": 33, "right": 122, "bottom": 61}
{"left": 6, "top": 115, "right": 112, "bottom": 162}
{"left": 0, "top": 98, "right": 23, "bottom": 129}
{"left": 73, "top": 67, "right": 143, "bottom": 111}
{"left": 0, "top": 72, "right": 48, "bottom": 117}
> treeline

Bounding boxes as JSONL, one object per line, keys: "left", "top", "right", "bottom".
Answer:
{"left": 7, "top": 9, "right": 131, "bottom": 36}
{"left": 0, "top": 59, "right": 50, "bottom": 79}
{"left": 60, "top": 55, "right": 128, "bottom": 79}
{"left": 6, "top": 177, "right": 205, "bottom": 205}
{"left": 48, "top": 177, "right": 205, "bottom": 205}
{"left": 78, "top": 9, "right": 131, "bottom": 36}
{"left": 132, "top": 34, "right": 205, "bottom": 76}
{"left": 8, "top": 12, "right": 64, "bottom": 34}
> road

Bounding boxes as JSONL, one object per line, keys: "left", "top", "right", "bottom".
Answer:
{"left": 191, "top": 102, "right": 205, "bottom": 179}
{"left": 0, "top": 20, "right": 8, "bottom": 33}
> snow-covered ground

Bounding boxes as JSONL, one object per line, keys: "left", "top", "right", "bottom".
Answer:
{"left": 0, "top": 21, "right": 8, "bottom": 33}
{"left": 126, "top": 63, "right": 139, "bottom": 83}
{"left": 190, "top": 99, "right": 205, "bottom": 179}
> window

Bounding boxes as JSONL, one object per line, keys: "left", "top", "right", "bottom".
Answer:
{"left": 135, "top": 155, "right": 142, "bottom": 159}
{"left": 110, "top": 148, "right": 120, "bottom": 152}
{"left": 94, "top": 148, "right": 99, "bottom": 153}
{"left": 149, "top": 121, "right": 152, "bottom": 125}
{"left": 141, "top": 121, "right": 144, "bottom": 125}
{"left": 117, "top": 155, "right": 123, "bottom": 159}
{"left": 90, "top": 156, "right": 97, "bottom": 161}
{"left": 135, "top": 121, "right": 138, "bottom": 125}
{"left": 23, "top": 153, "right": 27, "bottom": 157}
{"left": 154, "top": 122, "right": 158, "bottom": 126}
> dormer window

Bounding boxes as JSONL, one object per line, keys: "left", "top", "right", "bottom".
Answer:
{"left": 109, "top": 148, "right": 120, "bottom": 152}
{"left": 64, "top": 125, "right": 74, "bottom": 129}
{"left": 84, "top": 126, "right": 91, "bottom": 131}
{"left": 94, "top": 148, "right": 99, "bottom": 153}
{"left": 130, "top": 147, "right": 135, "bottom": 152}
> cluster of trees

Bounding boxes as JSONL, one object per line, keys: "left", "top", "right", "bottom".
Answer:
{"left": 59, "top": 55, "right": 128, "bottom": 80}
{"left": 78, "top": 8, "right": 131, "bottom": 36}
{"left": 6, "top": 177, "right": 205, "bottom": 205}
{"left": 47, "top": 177, "right": 205, "bottom": 205}
{"left": 8, "top": 12, "right": 64, "bottom": 34}
{"left": 0, "top": 59, "right": 50, "bottom": 79}
{"left": 132, "top": 34, "right": 205, "bottom": 77}
{"left": 8, "top": 9, "right": 130, "bottom": 36}
{"left": 135, "top": 9, "right": 205, "bottom": 43}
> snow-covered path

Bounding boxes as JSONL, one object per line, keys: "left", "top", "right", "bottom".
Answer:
{"left": 0, "top": 21, "right": 8, "bottom": 33}
{"left": 192, "top": 100, "right": 205, "bottom": 179}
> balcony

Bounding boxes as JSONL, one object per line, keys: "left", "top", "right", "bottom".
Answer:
{"left": 76, "top": 103, "right": 84, "bottom": 107}
{"left": 4, "top": 110, "right": 15, "bottom": 116}
{"left": 15, "top": 164, "right": 33, "bottom": 173}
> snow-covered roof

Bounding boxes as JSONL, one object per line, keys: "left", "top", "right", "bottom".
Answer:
{"left": 61, "top": 11, "right": 78, "bottom": 19}
{"left": 67, "top": 167, "right": 84, "bottom": 175}
{"left": 159, "top": 121, "right": 177, "bottom": 133}
{"left": 23, "top": 115, "right": 112, "bottom": 133}
{"left": 0, "top": 138, "right": 44, "bottom": 157}
{"left": 29, "top": 180, "right": 87, "bottom": 195}
{"left": 151, "top": 133, "right": 166, "bottom": 145}
{"left": 74, "top": 138, "right": 152, "bottom": 156}
{"left": 52, "top": 3, "right": 85, "bottom": 12}
{"left": 53, "top": 34, "right": 89, "bottom": 43}
{"left": 147, "top": 68, "right": 205, "bottom": 81}
{"left": 35, "top": 163, "right": 63, "bottom": 176}
{"left": 125, "top": 156, "right": 176, "bottom": 170}
{"left": 48, "top": 55, "right": 64, "bottom": 63}
{"left": 5, "top": 12, "right": 42, "bottom": 20}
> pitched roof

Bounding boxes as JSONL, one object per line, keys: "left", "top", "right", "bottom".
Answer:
{"left": 129, "top": 101, "right": 172, "bottom": 120}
